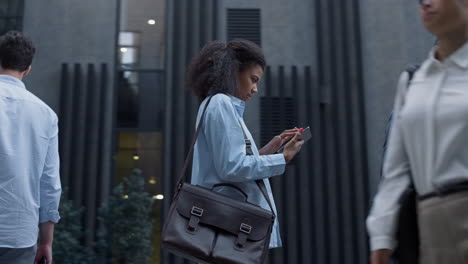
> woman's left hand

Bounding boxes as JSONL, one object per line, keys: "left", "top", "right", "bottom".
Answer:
{"left": 259, "top": 128, "right": 299, "bottom": 155}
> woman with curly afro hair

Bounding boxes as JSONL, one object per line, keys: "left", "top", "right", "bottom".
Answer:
{"left": 186, "top": 39, "right": 304, "bottom": 250}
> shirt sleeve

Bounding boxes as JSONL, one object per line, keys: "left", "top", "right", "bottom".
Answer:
{"left": 366, "top": 72, "right": 413, "bottom": 251}
{"left": 203, "top": 96, "right": 286, "bottom": 183}
{"left": 39, "top": 115, "right": 62, "bottom": 223}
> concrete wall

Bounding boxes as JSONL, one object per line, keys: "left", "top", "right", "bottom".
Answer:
{"left": 359, "top": 0, "right": 433, "bottom": 196}
{"left": 21, "top": 0, "right": 118, "bottom": 112}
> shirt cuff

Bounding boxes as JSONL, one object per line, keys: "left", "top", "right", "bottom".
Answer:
{"left": 267, "top": 154, "right": 286, "bottom": 176}
{"left": 39, "top": 209, "right": 61, "bottom": 224}
{"left": 370, "top": 236, "right": 397, "bottom": 251}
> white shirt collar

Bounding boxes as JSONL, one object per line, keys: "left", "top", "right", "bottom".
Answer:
{"left": 428, "top": 41, "right": 468, "bottom": 69}
{"left": 228, "top": 94, "right": 246, "bottom": 117}
{"left": 0, "top": 74, "right": 26, "bottom": 89}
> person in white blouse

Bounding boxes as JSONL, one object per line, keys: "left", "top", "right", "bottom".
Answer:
{"left": 367, "top": 0, "right": 468, "bottom": 263}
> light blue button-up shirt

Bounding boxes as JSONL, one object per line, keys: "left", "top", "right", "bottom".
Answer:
{"left": 0, "top": 75, "right": 61, "bottom": 248}
{"left": 191, "top": 93, "right": 285, "bottom": 248}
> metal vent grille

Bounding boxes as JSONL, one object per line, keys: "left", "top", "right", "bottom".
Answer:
{"left": 0, "top": 0, "right": 24, "bottom": 34}
{"left": 260, "top": 97, "right": 296, "bottom": 146}
{"left": 227, "top": 8, "right": 261, "bottom": 46}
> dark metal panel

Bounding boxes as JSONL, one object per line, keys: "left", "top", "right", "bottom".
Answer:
{"left": 227, "top": 8, "right": 261, "bottom": 46}
{"left": 285, "top": 66, "right": 299, "bottom": 264}
{"left": 59, "top": 63, "right": 73, "bottom": 190}
{"left": 83, "top": 64, "right": 100, "bottom": 247}
{"left": 97, "top": 63, "right": 111, "bottom": 207}
{"left": 162, "top": 0, "right": 177, "bottom": 262}
{"left": 345, "top": 1, "right": 370, "bottom": 262}
{"left": 57, "top": 62, "right": 113, "bottom": 257}
{"left": 71, "top": 63, "right": 86, "bottom": 207}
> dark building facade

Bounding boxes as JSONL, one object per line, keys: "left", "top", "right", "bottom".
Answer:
{"left": 1, "top": 0, "right": 433, "bottom": 263}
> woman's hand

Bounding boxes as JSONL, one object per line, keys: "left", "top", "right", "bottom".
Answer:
{"left": 370, "top": 249, "right": 392, "bottom": 264}
{"left": 259, "top": 128, "right": 299, "bottom": 155}
{"left": 282, "top": 132, "right": 304, "bottom": 163}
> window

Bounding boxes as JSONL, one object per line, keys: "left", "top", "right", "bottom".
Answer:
{"left": 115, "top": 1, "right": 166, "bottom": 262}
{"left": 0, "top": 0, "right": 24, "bottom": 35}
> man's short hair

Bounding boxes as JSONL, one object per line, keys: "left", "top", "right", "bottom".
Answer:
{"left": 0, "top": 31, "right": 35, "bottom": 72}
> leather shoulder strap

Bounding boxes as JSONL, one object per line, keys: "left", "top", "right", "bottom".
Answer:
{"left": 174, "top": 96, "right": 213, "bottom": 192}
{"left": 238, "top": 119, "right": 276, "bottom": 219}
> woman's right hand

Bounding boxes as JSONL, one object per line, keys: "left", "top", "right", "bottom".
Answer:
{"left": 282, "top": 132, "right": 304, "bottom": 163}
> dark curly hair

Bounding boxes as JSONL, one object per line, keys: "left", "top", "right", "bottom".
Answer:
{"left": 0, "top": 31, "right": 36, "bottom": 72}
{"left": 186, "top": 39, "right": 266, "bottom": 101}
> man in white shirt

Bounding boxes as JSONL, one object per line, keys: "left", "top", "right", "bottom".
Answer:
{"left": 368, "top": 0, "right": 468, "bottom": 263}
{"left": 0, "top": 31, "right": 61, "bottom": 264}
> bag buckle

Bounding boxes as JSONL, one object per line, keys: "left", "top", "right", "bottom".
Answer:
{"left": 240, "top": 223, "right": 252, "bottom": 234}
{"left": 191, "top": 206, "right": 204, "bottom": 217}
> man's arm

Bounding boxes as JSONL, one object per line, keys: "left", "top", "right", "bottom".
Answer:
{"left": 34, "top": 222, "right": 55, "bottom": 264}
{"left": 35, "top": 115, "right": 62, "bottom": 264}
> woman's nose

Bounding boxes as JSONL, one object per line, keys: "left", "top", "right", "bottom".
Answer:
{"left": 252, "top": 86, "right": 258, "bottom": 94}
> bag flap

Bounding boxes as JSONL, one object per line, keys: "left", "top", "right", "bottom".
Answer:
{"left": 175, "top": 183, "right": 273, "bottom": 241}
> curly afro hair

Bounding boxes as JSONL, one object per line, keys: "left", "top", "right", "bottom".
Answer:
{"left": 186, "top": 39, "right": 265, "bottom": 102}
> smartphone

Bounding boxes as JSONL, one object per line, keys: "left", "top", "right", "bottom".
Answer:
{"left": 277, "top": 126, "right": 311, "bottom": 153}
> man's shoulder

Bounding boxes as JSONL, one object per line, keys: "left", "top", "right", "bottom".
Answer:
{"left": 20, "top": 88, "right": 58, "bottom": 121}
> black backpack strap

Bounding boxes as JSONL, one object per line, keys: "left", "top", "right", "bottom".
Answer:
{"left": 380, "top": 65, "right": 420, "bottom": 178}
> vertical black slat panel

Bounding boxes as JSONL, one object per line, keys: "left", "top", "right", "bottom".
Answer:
{"left": 269, "top": 70, "right": 284, "bottom": 264}
{"left": 211, "top": 0, "right": 218, "bottom": 39}
{"left": 71, "top": 64, "right": 86, "bottom": 207}
{"left": 324, "top": 83, "right": 340, "bottom": 264}
{"left": 327, "top": 17, "right": 342, "bottom": 264}
{"left": 59, "top": 64, "right": 72, "bottom": 192}
{"left": 84, "top": 64, "right": 99, "bottom": 247}
{"left": 183, "top": 0, "right": 195, "bottom": 185}
{"left": 285, "top": 66, "right": 298, "bottom": 264}
{"left": 321, "top": 0, "right": 340, "bottom": 262}
{"left": 191, "top": 0, "right": 200, "bottom": 55}
{"left": 347, "top": 1, "right": 370, "bottom": 262}
{"left": 294, "top": 65, "right": 313, "bottom": 263}
{"left": 263, "top": 66, "right": 278, "bottom": 264}
{"left": 95, "top": 63, "right": 108, "bottom": 264}
{"left": 329, "top": 1, "right": 346, "bottom": 263}
{"left": 189, "top": 0, "right": 202, "bottom": 174}
{"left": 335, "top": 1, "right": 356, "bottom": 262}
{"left": 317, "top": 0, "right": 332, "bottom": 262}
{"left": 313, "top": 1, "right": 329, "bottom": 262}
{"left": 204, "top": 0, "right": 214, "bottom": 42}
{"left": 95, "top": 64, "right": 107, "bottom": 207}
{"left": 97, "top": 63, "right": 111, "bottom": 206}
{"left": 265, "top": 66, "right": 272, "bottom": 98}
{"left": 199, "top": 0, "right": 207, "bottom": 49}
{"left": 260, "top": 67, "right": 272, "bottom": 147}
{"left": 278, "top": 65, "right": 287, "bottom": 264}
{"left": 174, "top": 1, "right": 188, "bottom": 263}
{"left": 162, "top": 0, "right": 176, "bottom": 262}
{"left": 305, "top": 66, "right": 320, "bottom": 263}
